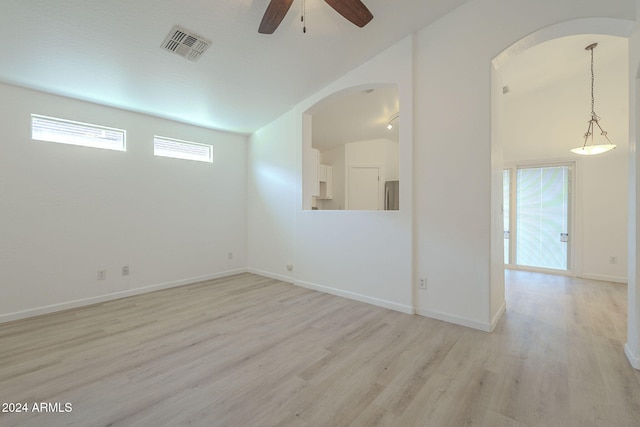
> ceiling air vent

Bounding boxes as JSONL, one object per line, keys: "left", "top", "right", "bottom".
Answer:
{"left": 161, "top": 26, "right": 210, "bottom": 62}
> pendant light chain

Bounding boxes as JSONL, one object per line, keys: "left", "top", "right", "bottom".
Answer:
{"left": 590, "top": 45, "right": 596, "bottom": 118}
{"left": 301, "top": 0, "right": 306, "bottom": 33}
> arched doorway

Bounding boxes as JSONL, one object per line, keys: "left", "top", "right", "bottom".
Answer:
{"left": 491, "top": 18, "right": 638, "bottom": 369}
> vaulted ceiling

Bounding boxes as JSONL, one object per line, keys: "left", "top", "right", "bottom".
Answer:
{"left": 312, "top": 85, "right": 399, "bottom": 150}
{"left": 498, "top": 34, "right": 627, "bottom": 99}
{"left": 0, "top": 0, "right": 468, "bottom": 135}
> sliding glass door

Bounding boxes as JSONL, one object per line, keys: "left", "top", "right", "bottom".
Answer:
{"left": 504, "top": 164, "right": 573, "bottom": 272}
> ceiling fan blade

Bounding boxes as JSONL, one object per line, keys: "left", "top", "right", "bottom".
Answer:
{"left": 324, "top": 0, "right": 373, "bottom": 28}
{"left": 259, "top": 0, "right": 295, "bottom": 34}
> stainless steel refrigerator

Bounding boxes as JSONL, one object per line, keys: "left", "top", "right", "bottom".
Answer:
{"left": 384, "top": 180, "right": 399, "bottom": 210}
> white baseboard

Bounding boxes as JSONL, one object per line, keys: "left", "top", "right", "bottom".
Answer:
{"left": 625, "top": 343, "right": 640, "bottom": 370}
{"left": 246, "top": 268, "right": 293, "bottom": 284}
{"left": 0, "top": 268, "right": 248, "bottom": 324}
{"left": 416, "top": 307, "right": 493, "bottom": 332}
{"left": 490, "top": 300, "right": 507, "bottom": 332}
{"left": 295, "top": 279, "right": 414, "bottom": 315}
{"left": 579, "top": 273, "right": 627, "bottom": 284}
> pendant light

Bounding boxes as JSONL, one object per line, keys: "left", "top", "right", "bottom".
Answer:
{"left": 570, "top": 43, "right": 615, "bottom": 155}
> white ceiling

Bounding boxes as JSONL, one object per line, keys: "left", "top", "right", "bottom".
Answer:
{"left": 0, "top": 0, "right": 468, "bottom": 135}
{"left": 498, "top": 34, "right": 627, "bottom": 99}
{"left": 312, "top": 85, "right": 399, "bottom": 151}
{"left": 498, "top": 33, "right": 628, "bottom": 160}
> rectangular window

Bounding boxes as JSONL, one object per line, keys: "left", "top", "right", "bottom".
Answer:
{"left": 31, "top": 114, "right": 126, "bottom": 151}
{"left": 153, "top": 136, "right": 213, "bottom": 163}
{"left": 515, "top": 165, "right": 570, "bottom": 271}
{"left": 504, "top": 163, "right": 573, "bottom": 272}
{"left": 503, "top": 169, "right": 511, "bottom": 264}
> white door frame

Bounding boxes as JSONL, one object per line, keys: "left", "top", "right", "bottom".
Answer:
{"left": 346, "top": 164, "right": 383, "bottom": 210}
{"left": 504, "top": 161, "right": 577, "bottom": 276}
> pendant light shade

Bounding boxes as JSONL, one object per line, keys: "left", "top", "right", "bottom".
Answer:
{"left": 571, "top": 43, "right": 615, "bottom": 156}
{"left": 570, "top": 143, "right": 615, "bottom": 155}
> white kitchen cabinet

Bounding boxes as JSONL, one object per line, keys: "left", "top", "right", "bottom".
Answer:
{"left": 318, "top": 164, "right": 327, "bottom": 182}
{"left": 318, "top": 164, "right": 332, "bottom": 200}
{"left": 309, "top": 148, "right": 320, "bottom": 197}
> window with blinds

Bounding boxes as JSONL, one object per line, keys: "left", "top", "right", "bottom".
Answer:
{"left": 503, "top": 169, "right": 511, "bottom": 264}
{"left": 153, "top": 136, "right": 213, "bottom": 163}
{"left": 515, "top": 165, "right": 570, "bottom": 271}
{"left": 31, "top": 114, "right": 126, "bottom": 151}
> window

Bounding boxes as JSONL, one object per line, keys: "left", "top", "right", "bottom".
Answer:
{"left": 503, "top": 169, "right": 511, "bottom": 264}
{"left": 504, "top": 163, "right": 573, "bottom": 272}
{"left": 516, "top": 165, "right": 570, "bottom": 270}
{"left": 153, "top": 136, "right": 213, "bottom": 163}
{"left": 31, "top": 114, "right": 126, "bottom": 151}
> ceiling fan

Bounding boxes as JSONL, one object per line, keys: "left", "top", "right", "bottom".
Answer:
{"left": 259, "top": 0, "right": 373, "bottom": 34}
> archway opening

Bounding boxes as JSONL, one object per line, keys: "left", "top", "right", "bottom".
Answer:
{"left": 491, "top": 18, "right": 636, "bottom": 367}
{"left": 302, "top": 84, "right": 399, "bottom": 211}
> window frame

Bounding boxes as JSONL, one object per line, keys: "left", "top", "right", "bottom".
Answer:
{"left": 153, "top": 135, "right": 213, "bottom": 163}
{"left": 31, "top": 114, "right": 126, "bottom": 152}
{"left": 503, "top": 160, "right": 576, "bottom": 275}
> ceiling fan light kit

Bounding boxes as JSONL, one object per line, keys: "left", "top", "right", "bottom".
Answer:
{"left": 259, "top": 0, "right": 373, "bottom": 34}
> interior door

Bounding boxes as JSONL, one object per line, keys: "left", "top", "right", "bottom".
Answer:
{"left": 349, "top": 166, "right": 380, "bottom": 210}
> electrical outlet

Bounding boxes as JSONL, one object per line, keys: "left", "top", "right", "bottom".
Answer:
{"left": 609, "top": 256, "right": 618, "bottom": 265}
{"left": 419, "top": 277, "right": 427, "bottom": 290}
{"left": 97, "top": 270, "right": 106, "bottom": 280}
{"left": 122, "top": 265, "right": 129, "bottom": 276}
{"left": 228, "top": 252, "right": 233, "bottom": 260}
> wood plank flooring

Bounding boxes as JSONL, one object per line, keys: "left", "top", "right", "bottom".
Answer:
{"left": 0, "top": 271, "right": 639, "bottom": 426}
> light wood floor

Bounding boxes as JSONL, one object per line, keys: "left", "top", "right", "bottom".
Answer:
{"left": 1, "top": 272, "right": 639, "bottom": 426}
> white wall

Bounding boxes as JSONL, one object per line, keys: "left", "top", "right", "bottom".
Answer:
{"left": 0, "top": 83, "right": 248, "bottom": 321}
{"left": 413, "top": 0, "right": 634, "bottom": 330}
{"left": 248, "top": 37, "right": 415, "bottom": 313}
{"left": 247, "top": 112, "right": 297, "bottom": 281}
{"left": 501, "top": 51, "right": 629, "bottom": 282}
{"left": 625, "top": 0, "right": 640, "bottom": 370}
{"left": 248, "top": 0, "right": 636, "bottom": 332}
{"left": 3, "top": 1, "right": 638, "bottom": 361}
{"left": 319, "top": 146, "right": 345, "bottom": 210}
